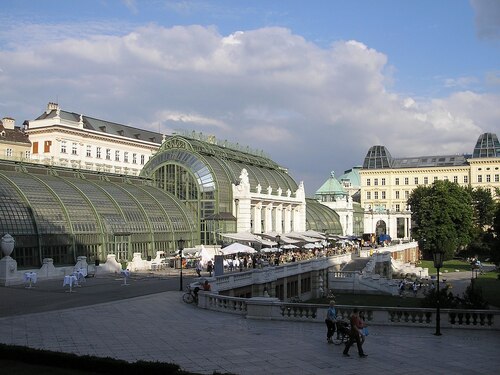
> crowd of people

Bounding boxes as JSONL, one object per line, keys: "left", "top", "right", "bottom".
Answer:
{"left": 189, "top": 242, "right": 361, "bottom": 276}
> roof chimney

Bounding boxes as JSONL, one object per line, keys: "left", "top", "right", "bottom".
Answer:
{"left": 2, "top": 117, "right": 15, "bottom": 129}
{"left": 46, "top": 102, "right": 59, "bottom": 114}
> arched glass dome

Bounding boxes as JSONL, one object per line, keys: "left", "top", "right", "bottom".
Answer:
{"left": 472, "top": 133, "right": 500, "bottom": 158}
{"left": 363, "top": 146, "right": 393, "bottom": 169}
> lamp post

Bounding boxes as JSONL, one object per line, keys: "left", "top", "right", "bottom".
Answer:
{"left": 432, "top": 245, "right": 444, "bottom": 336}
{"left": 178, "top": 238, "right": 185, "bottom": 291}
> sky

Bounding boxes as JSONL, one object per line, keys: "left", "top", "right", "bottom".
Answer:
{"left": 1, "top": 0, "right": 499, "bottom": 195}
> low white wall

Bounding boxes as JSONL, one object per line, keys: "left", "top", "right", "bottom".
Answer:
{"left": 198, "top": 293, "right": 500, "bottom": 330}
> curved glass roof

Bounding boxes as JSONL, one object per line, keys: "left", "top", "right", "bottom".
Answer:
{"left": 363, "top": 146, "right": 393, "bottom": 169}
{"left": 0, "top": 161, "right": 197, "bottom": 267}
{"left": 142, "top": 135, "right": 299, "bottom": 211}
{"left": 305, "top": 198, "right": 343, "bottom": 235}
{"left": 472, "top": 133, "right": 500, "bottom": 158}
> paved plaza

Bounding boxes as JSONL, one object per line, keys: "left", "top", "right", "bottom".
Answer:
{"left": 0, "top": 272, "right": 499, "bottom": 375}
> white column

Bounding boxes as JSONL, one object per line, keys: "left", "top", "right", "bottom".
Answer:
{"left": 274, "top": 204, "right": 283, "bottom": 233}
{"left": 264, "top": 203, "right": 273, "bottom": 233}
{"left": 283, "top": 205, "right": 292, "bottom": 233}
{"left": 253, "top": 202, "right": 262, "bottom": 234}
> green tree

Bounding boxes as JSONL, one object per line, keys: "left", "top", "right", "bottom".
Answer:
{"left": 490, "top": 203, "right": 500, "bottom": 265}
{"left": 408, "top": 180, "right": 474, "bottom": 260}
{"left": 467, "top": 186, "right": 496, "bottom": 230}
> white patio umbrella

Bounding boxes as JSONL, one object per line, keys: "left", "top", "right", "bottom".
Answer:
{"left": 303, "top": 243, "right": 318, "bottom": 249}
{"left": 220, "top": 242, "right": 257, "bottom": 255}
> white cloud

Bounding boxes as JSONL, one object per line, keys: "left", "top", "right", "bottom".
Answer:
{"left": 0, "top": 23, "right": 499, "bottom": 193}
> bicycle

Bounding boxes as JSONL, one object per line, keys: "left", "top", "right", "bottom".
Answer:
{"left": 182, "top": 285, "right": 198, "bottom": 304}
{"left": 332, "top": 320, "right": 351, "bottom": 345}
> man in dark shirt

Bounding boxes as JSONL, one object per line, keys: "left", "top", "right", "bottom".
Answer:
{"left": 343, "top": 308, "right": 367, "bottom": 358}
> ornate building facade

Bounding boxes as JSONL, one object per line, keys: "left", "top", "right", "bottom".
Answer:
{"left": 359, "top": 133, "right": 500, "bottom": 241}
{"left": 25, "top": 102, "right": 163, "bottom": 176}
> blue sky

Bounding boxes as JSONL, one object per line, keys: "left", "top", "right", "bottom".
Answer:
{"left": 1, "top": 0, "right": 499, "bottom": 193}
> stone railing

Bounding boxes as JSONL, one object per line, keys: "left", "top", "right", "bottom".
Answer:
{"left": 197, "top": 293, "right": 500, "bottom": 330}
{"left": 213, "top": 253, "right": 352, "bottom": 292}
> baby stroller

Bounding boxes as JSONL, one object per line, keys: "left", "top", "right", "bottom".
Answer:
{"left": 332, "top": 320, "right": 351, "bottom": 345}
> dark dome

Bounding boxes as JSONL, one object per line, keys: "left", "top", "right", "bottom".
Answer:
{"left": 472, "top": 133, "right": 500, "bottom": 158}
{"left": 363, "top": 146, "right": 393, "bottom": 169}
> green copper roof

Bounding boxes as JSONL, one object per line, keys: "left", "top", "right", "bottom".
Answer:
{"left": 315, "top": 171, "right": 346, "bottom": 196}
{"left": 339, "top": 166, "right": 361, "bottom": 188}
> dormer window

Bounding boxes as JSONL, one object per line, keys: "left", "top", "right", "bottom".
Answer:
{"left": 134, "top": 133, "right": 140, "bottom": 139}
{"left": 99, "top": 126, "right": 106, "bottom": 132}
{"left": 0, "top": 130, "right": 5, "bottom": 137}
{"left": 117, "top": 130, "right": 124, "bottom": 136}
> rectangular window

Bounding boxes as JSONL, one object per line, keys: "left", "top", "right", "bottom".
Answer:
{"left": 115, "top": 150, "right": 120, "bottom": 162}
{"left": 395, "top": 178, "right": 399, "bottom": 185}
{"left": 106, "top": 149, "right": 111, "bottom": 160}
{"left": 478, "top": 175, "right": 482, "bottom": 183}
{"left": 124, "top": 152, "right": 129, "bottom": 163}
{"left": 366, "top": 192, "right": 371, "bottom": 200}
{"left": 366, "top": 178, "right": 371, "bottom": 186}
{"left": 444, "top": 176, "right": 448, "bottom": 181}
{"left": 381, "top": 191, "right": 386, "bottom": 199}
{"left": 86, "top": 145, "right": 92, "bottom": 157}
{"left": 414, "top": 177, "right": 418, "bottom": 185}
{"left": 395, "top": 191, "right": 400, "bottom": 199}
{"left": 140, "top": 155, "right": 145, "bottom": 165}
{"left": 395, "top": 204, "right": 400, "bottom": 212}
{"left": 453, "top": 176, "right": 458, "bottom": 183}
{"left": 32, "top": 142, "right": 39, "bottom": 154}
{"left": 495, "top": 174, "right": 499, "bottom": 182}
{"left": 374, "top": 178, "right": 378, "bottom": 186}
{"left": 404, "top": 177, "right": 409, "bottom": 185}
{"left": 60, "top": 140, "right": 67, "bottom": 154}
{"left": 25, "top": 150, "right": 30, "bottom": 159}
{"left": 464, "top": 176, "right": 468, "bottom": 184}
{"left": 381, "top": 178, "right": 386, "bottom": 185}
{"left": 6, "top": 148, "right": 12, "bottom": 157}
{"left": 404, "top": 191, "right": 409, "bottom": 199}
{"left": 72, "top": 143, "right": 78, "bottom": 155}
{"left": 96, "top": 147, "right": 101, "bottom": 158}
{"left": 132, "top": 153, "right": 137, "bottom": 164}
{"left": 434, "top": 176, "right": 438, "bottom": 182}
{"left": 374, "top": 191, "right": 379, "bottom": 199}
{"left": 486, "top": 175, "right": 491, "bottom": 182}
{"left": 424, "top": 177, "right": 428, "bottom": 185}
{"left": 44, "top": 140, "right": 52, "bottom": 153}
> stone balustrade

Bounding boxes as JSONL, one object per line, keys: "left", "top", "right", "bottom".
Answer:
{"left": 197, "top": 293, "right": 500, "bottom": 330}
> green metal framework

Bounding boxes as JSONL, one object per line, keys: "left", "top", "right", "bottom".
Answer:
{"left": 0, "top": 161, "right": 197, "bottom": 267}
{"left": 304, "top": 198, "right": 343, "bottom": 236}
{"left": 141, "top": 135, "right": 299, "bottom": 244}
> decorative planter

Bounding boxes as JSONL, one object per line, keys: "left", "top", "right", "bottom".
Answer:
{"left": 1, "top": 234, "right": 15, "bottom": 258}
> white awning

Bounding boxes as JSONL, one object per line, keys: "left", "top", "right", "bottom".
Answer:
{"left": 221, "top": 232, "right": 277, "bottom": 246}
{"left": 220, "top": 242, "right": 257, "bottom": 255}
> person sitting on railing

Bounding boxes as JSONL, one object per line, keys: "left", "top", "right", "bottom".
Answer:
{"left": 202, "top": 280, "right": 211, "bottom": 291}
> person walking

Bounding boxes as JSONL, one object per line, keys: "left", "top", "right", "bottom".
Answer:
{"left": 195, "top": 260, "right": 202, "bottom": 277}
{"left": 343, "top": 308, "right": 367, "bottom": 358}
{"left": 325, "top": 300, "right": 337, "bottom": 344}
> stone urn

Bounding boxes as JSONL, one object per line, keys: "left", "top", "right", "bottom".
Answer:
{"left": 1, "top": 234, "right": 15, "bottom": 258}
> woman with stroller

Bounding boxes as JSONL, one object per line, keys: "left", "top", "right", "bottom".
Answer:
{"left": 325, "top": 300, "right": 337, "bottom": 344}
